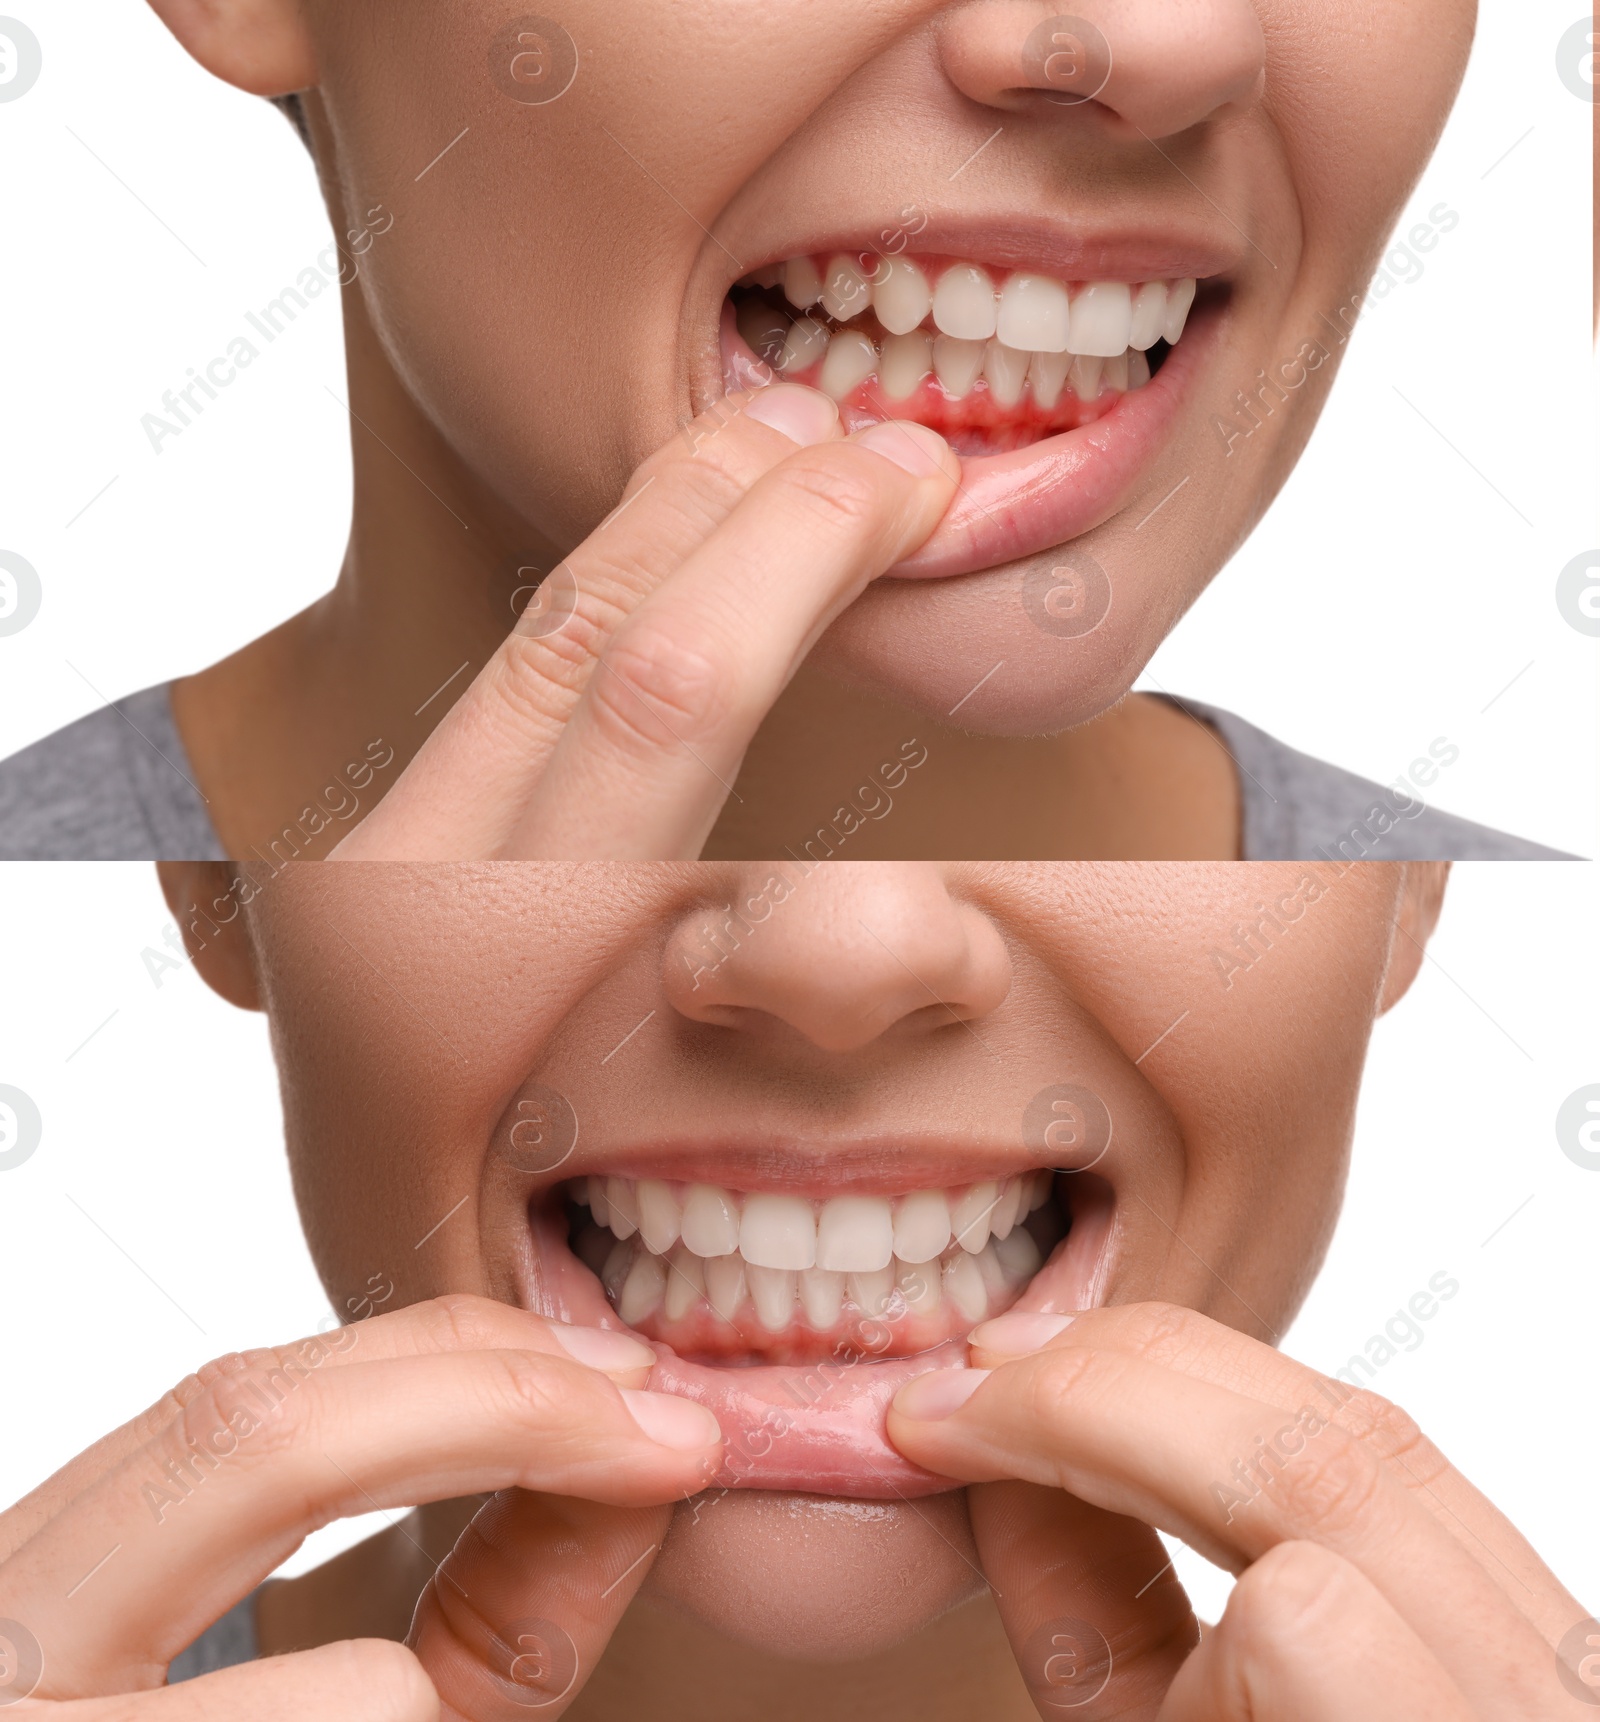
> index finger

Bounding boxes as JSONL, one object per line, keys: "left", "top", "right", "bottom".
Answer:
{"left": 970, "top": 1303, "right": 1587, "bottom": 1645}
{"left": 887, "top": 1346, "right": 1555, "bottom": 1722}
{"left": 333, "top": 386, "right": 843, "bottom": 859}
{"left": 1, "top": 1295, "right": 652, "bottom": 1562}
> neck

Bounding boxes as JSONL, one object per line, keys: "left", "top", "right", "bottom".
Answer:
{"left": 172, "top": 297, "right": 1239, "bottom": 861}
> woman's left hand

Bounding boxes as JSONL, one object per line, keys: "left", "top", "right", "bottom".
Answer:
{"left": 886, "top": 1302, "right": 1593, "bottom": 1719}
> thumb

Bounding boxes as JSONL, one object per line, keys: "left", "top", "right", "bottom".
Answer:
{"left": 968, "top": 1481, "right": 1199, "bottom": 1718}
{"left": 408, "top": 1489, "right": 670, "bottom": 1720}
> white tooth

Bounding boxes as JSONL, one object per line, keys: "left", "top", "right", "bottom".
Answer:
{"left": 815, "top": 1195, "right": 894, "bottom": 1273}
{"left": 1029, "top": 349, "right": 1072, "bottom": 410}
{"left": 975, "top": 1239, "right": 1008, "bottom": 1303}
{"left": 602, "top": 1237, "right": 635, "bottom": 1303}
{"left": 943, "top": 1252, "right": 988, "bottom": 1323}
{"left": 1128, "top": 281, "right": 1169, "bottom": 351}
{"left": 618, "top": 1250, "right": 666, "bottom": 1325}
{"left": 819, "top": 329, "right": 878, "bottom": 401}
{"left": 848, "top": 1266, "right": 895, "bottom": 1318}
{"left": 892, "top": 1189, "right": 952, "bottom": 1263}
{"left": 996, "top": 273, "right": 1071, "bottom": 353}
{"left": 1161, "top": 277, "right": 1197, "bottom": 345}
{"left": 1028, "top": 1170, "right": 1053, "bottom": 1211}
{"left": 932, "top": 263, "right": 997, "bottom": 340}
{"left": 821, "top": 254, "right": 872, "bottom": 322}
{"left": 879, "top": 330, "right": 933, "bottom": 400}
{"left": 1127, "top": 348, "right": 1151, "bottom": 389}
{"left": 681, "top": 1185, "right": 741, "bottom": 1258}
{"left": 663, "top": 1243, "right": 706, "bottom": 1321}
{"left": 636, "top": 1180, "right": 681, "bottom": 1255}
{"left": 994, "top": 1227, "right": 1043, "bottom": 1282}
{"left": 605, "top": 1177, "right": 639, "bottom": 1240}
{"left": 1102, "top": 350, "right": 1130, "bottom": 393}
{"left": 989, "top": 1177, "right": 1023, "bottom": 1241}
{"left": 587, "top": 1177, "right": 611, "bottom": 1229}
{"left": 1069, "top": 282, "right": 1132, "bottom": 357}
{"left": 983, "top": 340, "right": 1029, "bottom": 409}
{"left": 1068, "top": 353, "right": 1104, "bottom": 400}
{"left": 740, "top": 1194, "right": 817, "bottom": 1270}
{"left": 951, "top": 1182, "right": 998, "bottom": 1253}
{"left": 799, "top": 1265, "right": 845, "bottom": 1328}
{"left": 747, "top": 1264, "right": 797, "bottom": 1331}
{"left": 784, "top": 255, "right": 824, "bottom": 310}
{"left": 779, "top": 315, "right": 830, "bottom": 375}
{"left": 932, "top": 334, "right": 986, "bottom": 398}
{"left": 895, "top": 1257, "right": 942, "bottom": 1316}
{"left": 704, "top": 1253, "right": 747, "bottom": 1323}
{"left": 873, "top": 256, "right": 933, "bottom": 335}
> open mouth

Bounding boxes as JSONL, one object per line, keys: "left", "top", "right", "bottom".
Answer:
{"left": 728, "top": 253, "right": 1198, "bottom": 458}
{"left": 519, "top": 1157, "right": 1115, "bottom": 1498}
{"left": 718, "top": 246, "right": 1227, "bottom": 580}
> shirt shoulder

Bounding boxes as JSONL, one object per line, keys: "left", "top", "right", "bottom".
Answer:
{"left": 0, "top": 684, "right": 223, "bottom": 860}
{"left": 1165, "top": 698, "right": 1580, "bottom": 861}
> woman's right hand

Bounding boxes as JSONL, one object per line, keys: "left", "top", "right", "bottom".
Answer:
{"left": 0, "top": 1294, "right": 723, "bottom": 1718}
{"left": 331, "top": 386, "right": 959, "bottom": 861}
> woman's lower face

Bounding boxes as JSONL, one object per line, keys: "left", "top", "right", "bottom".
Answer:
{"left": 293, "top": 0, "right": 1473, "bottom": 732}
{"left": 231, "top": 861, "right": 1422, "bottom": 1655}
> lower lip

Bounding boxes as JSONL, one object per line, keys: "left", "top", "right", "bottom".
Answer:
{"left": 716, "top": 300, "right": 1217, "bottom": 582}
{"left": 520, "top": 1186, "right": 1114, "bottom": 1499}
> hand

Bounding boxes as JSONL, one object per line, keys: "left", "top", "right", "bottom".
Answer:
{"left": 0, "top": 1295, "right": 722, "bottom": 1717}
{"left": 333, "top": 386, "right": 959, "bottom": 859}
{"left": 887, "top": 1302, "right": 1592, "bottom": 1719}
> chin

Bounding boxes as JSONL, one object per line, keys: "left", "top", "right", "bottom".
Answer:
{"left": 644, "top": 1489, "right": 985, "bottom": 1661}
{"left": 811, "top": 558, "right": 1178, "bottom": 737}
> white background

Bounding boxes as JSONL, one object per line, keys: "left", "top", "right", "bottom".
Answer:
{"left": 0, "top": 1, "right": 1596, "bottom": 854}
{"left": 0, "top": 861, "right": 1595, "bottom": 1624}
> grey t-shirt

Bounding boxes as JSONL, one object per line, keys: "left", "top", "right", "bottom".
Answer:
{"left": 0, "top": 682, "right": 1577, "bottom": 861}
{"left": 167, "top": 1589, "right": 262, "bottom": 1683}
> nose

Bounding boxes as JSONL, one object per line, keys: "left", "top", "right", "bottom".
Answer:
{"left": 936, "top": 0, "right": 1265, "bottom": 140}
{"left": 661, "top": 864, "right": 1013, "bottom": 1054}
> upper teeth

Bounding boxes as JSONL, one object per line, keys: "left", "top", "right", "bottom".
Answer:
{"left": 739, "top": 255, "right": 1196, "bottom": 407}
{"left": 575, "top": 1171, "right": 1054, "bottom": 1331}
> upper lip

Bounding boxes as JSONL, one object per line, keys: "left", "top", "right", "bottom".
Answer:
{"left": 724, "top": 214, "right": 1241, "bottom": 295}
{"left": 540, "top": 1135, "right": 1104, "bottom": 1195}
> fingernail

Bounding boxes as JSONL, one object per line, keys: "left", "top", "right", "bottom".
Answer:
{"left": 970, "top": 1311, "right": 1076, "bottom": 1357}
{"left": 852, "top": 419, "right": 960, "bottom": 480}
{"left": 548, "top": 1323, "right": 657, "bottom": 1372}
{"left": 743, "top": 384, "right": 840, "bottom": 446}
{"left": 893, "top": 1368, "right": 990, "bottom": 1421}
{"left": 621, "top": 1388, "right": 724, "bottom": 1451}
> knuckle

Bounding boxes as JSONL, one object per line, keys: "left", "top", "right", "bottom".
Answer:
{"left": 772, "top": 452, "right": 891, "bottom": 537}
{"left": 1019, "top": 1344, "right": 1102, "bottom": 1430}
{"left": 1333, "top": 1387, "right": 1443, "bottom": 1476}
{"left": 1097, "top": 1301, "right": 1204, "bottom": 1367}
{"left": 589, "top": 623, "right": 734, "bottom": 751}
{"left": 1252, "top": 1426, "right": 1387, "bottom": 1538}
{"left": 405, "top": 1292, "right": 519, "bottom": 1356}
{"left": 168, "top": 1346, "right": 327, "bottom": 1468}
{"left": 488, "top": 605, "right": 610, "bottom": 724}
{"left": 492, "top": 1350, "right": 577, "bottom": 1428}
